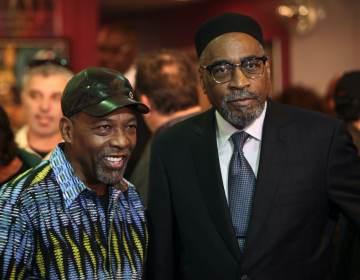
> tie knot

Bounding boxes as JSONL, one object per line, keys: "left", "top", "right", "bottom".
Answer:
{"left": 231, "top": 131, "right": 249, "bottom": 152}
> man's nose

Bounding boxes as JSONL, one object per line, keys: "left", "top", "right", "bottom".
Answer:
{"left": 39, "top": 98, "right": 51, "bottom": 111}
{"left": 228, "top": 67, "right": 250, "bottom": 89}
{"left": 109, "top": 129, "right": 131, "bottom": 148}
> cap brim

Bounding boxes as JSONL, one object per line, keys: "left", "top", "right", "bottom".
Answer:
{"left": 82, "top": 95, "right": 149, "bottom": 117}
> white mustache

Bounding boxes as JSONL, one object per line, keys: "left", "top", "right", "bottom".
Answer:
{"left": 225, "top": 90, "right": 260, "bottom": 102}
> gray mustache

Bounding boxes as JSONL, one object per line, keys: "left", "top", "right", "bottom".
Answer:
{"left": 97, "top": 148, "right": 131, "bottom": 158}
{"left": 225, "top": 90, "right": 260, "bottom": 102}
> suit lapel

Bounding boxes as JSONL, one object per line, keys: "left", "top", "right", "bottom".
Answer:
{"left": 190, "top": 108, "right": 242, "bottom": 263}
{"left": 243, "top": 100, "right": 289, "bottom": 266}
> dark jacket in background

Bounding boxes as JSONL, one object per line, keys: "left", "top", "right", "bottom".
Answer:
{"left": 0, "top": 148, "right": 41, "bottom": 185}
{"left": 332, "top": 124, "right": 360, "bottom": 280}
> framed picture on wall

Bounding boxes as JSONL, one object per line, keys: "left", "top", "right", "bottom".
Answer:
{"left": 0, "top": 37, "right": 69, "bottom": 106}
{"left": 0, "top": 38, "right": 69, "bottom": 129}
{"left": 0, "top": 37, "right": 70, "bottom": 86}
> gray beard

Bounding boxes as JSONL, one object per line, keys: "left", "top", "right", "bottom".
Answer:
{"left": 218, "top": 90, "right": 265, "bottom": 129}
{"left": 95, "top": 166, "right": 125, "bottom": 186}
{"left": 94, "top": 150, "right": 127, "bottom": 185}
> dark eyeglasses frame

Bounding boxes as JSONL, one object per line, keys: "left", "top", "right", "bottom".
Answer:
{"left": 27, "top": 58, "right": 70, "bottom": 69}
{"left": 201, "top": 55, "right": 268, "bottom": 84}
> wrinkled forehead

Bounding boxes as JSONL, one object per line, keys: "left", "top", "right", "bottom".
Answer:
{"left": 202, "top": 32, "right": 264, "bottom": 63}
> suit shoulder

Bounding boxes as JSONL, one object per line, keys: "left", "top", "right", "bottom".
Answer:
{"left": 272, "top": 101, "right": 341, "bottom": 128}
{"left": 153, "top": 109, "right": 213, "bottom": 145}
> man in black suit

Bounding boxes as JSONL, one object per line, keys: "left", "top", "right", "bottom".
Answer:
{"left": 146, "top": 13, "right": 360, "bottom": 280}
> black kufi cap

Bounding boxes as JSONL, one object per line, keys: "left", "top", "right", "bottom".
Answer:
{"left": 195, "top": 12, "right": 264, "bottom": 57}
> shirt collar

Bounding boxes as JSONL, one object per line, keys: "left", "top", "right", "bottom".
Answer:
{"left": 50, "top": 144, "right": 90, "bottom": 208}
{"left": 50, "top": 144, "right": 133, "bottom": 208}
{"left": 216, "top": 101, "right": 267, "bottom": 146}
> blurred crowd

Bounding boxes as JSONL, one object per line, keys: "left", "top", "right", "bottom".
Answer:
{"left": 2, "top": 21, "right": 359, "bottom": 182}
{"left": 0, "top": 17, "right": 359, "bottom": 280}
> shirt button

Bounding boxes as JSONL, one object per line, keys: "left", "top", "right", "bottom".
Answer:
{"left": 240, "top": 274, "right": 250, "bottom": 280}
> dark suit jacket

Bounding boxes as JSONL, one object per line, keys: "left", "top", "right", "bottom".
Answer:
{"left": 331, "top": 124, "right": 360, "bottom": 280}
{"left": 146, "top": 100, "right": 360, "bottom": 280}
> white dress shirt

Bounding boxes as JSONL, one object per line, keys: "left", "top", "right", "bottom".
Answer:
{"left": 216, "top": 102, "right": 267, "bottom": 202}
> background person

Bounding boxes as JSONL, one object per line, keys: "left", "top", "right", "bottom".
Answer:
{"left": 97, "top": 21, "right": 138, "bottom": 85}
{"left": 333, "top": 70, "right": 360, "bottom": 152}
{"left": 97, "top": 21, "right": 151, "bottom": 178}
{"left": 15, "top": 60, "right": 73, "bottom": 158}
{"left": 276, "top": 85, "right": 326, "bottom": 113}
{"left": 130, "top": 48, "right": 201, "bottom": 204}
{"left": 0, "top": 104, "right": 41, "bottom": 185}
{"left": 331, "top": 70, "right": 360, "bottom": 280}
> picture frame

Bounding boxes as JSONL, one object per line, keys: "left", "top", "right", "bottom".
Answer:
{"left": 0, "top": 37, "right": 70, "bottom": 129}
{"left": 0, "top": 37, "right": 70, "bottom": 87}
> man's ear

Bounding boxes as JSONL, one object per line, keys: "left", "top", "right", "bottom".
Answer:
{"left": 139, "top": 94, "right": 155, "bottom": 117}
{"left": 199, "top": 68, "right": 208, "bottom": 96}
{"left": 139, "top": 94, "right": 152, "bottom": 109}
{"left": 266, "top": 59, "right": 271, "bottom": 77}
{"left": 59, "top": 117, "right": 74, "bottom": 143}
{"left": 264, "top": 60, "right": 273, "bottom": 96}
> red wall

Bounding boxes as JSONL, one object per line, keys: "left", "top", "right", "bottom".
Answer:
{"left": 111, "top": 0, "right": 290, "bottom": 86}
{"left": 55, "top": 0, "right": 99, "bottom": 72}
{"left": 55, "top": 0, "right": 289, "bottom": 86}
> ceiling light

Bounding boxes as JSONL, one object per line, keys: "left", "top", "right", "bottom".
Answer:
{"left": 276, "top": 0, "right": 326, "bottom": 35}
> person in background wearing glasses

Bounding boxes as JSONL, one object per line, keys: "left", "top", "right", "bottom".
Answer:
{"left": 97, "top": 21, "right": 151, "bottom": 179}
{"left": 97, "top": 21, "right": 138, "bottom": 86}
{"left": 146, "top": 13, "right": 360, "bottom": 280}
{"left": 15, "top": 59, "right": 73, "bottom": 158}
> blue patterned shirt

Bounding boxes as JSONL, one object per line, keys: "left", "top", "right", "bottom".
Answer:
{"left": 0, "top": 144, "right": 148, "bottom": 279}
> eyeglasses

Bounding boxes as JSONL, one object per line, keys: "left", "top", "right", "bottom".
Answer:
{"left": 27, "top": 58, "right": 70, "bottom": 69}
{"left": 97, "top": 44, "right": 131, "bottom": 55}
{"left": 201, "top": 55, "right": 268, "bottom": 84}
